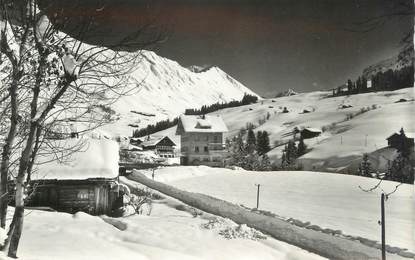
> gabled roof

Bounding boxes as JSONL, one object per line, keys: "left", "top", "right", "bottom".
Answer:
{"left": 140, "top": 136, "right": 176, "bottom": 147}
{"left": 179, "top": 114, "right": 228, "bottom": 133}
{"left": 302, "top": 127, "right": 322, "bottom": 133}
{"left": 33, "top": 138, "right": 119, "bottom": 181}
{"left": 387, "top": 131, "right": 415, "bottom": 140}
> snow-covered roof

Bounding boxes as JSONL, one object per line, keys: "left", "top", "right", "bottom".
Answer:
{"left": 387, "top": 131, "right": 415, "bottom": 139}
{"left": 140, "top": 136, "right": 176, "bottom": 147}
{"left": 179, "top": 115, "right": 228, "bottom": 133}
{"left": 303, "top": 127, "right": 322, "bottom": 133}
{"left": 33, "top": 138, "right": 119, "bottom": 181}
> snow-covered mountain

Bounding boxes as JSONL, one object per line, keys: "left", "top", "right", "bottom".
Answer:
{"left": 101, "top": 51, "right": 259, "bottom": 136}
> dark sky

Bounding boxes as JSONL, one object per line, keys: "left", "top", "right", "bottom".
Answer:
{"left": 52, "top": 0, "right": 413, "bottom": 96}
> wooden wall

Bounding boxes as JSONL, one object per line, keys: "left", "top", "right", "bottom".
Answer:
{"left": 27, "top": 180, "right": 121, "bottom": 216}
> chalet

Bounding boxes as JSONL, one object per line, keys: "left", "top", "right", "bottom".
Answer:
{"left": 26, "top": 138, "right": 125, "bottom": 216}
{"left": 293, "top": 127, "right": 322, "bottom": 139}
{"left": 176, "top": 114, "right": 228, "bottom": 167}
{"left": 386, "top": 129, "right": 414, "bottom": 152}
{"left": 121, "top": 136, "right": 178, "bottom": 165}
{"left": 300, "top": 128, "right": 322, "bottom": 139}
{"left": 140, "top": 136, "right": 177, "bottom": 159}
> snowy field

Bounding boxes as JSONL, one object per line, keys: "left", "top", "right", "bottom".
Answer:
{"left": 0, "top": 203, "right": 325, "bottom": 260}
{"left": 136, "top": 166, "right": 414, "bottom": 252}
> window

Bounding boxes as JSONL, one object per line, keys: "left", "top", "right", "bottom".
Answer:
{"left": 195, "top": 146, "right": 199, "bottom": 153}
{"left": 214, "top": 135, "right": 219, "bottom": 143}
{"left": 77, "top": 190, "right": 89, "bottom": 200}
{"left": 204, "top": 146, "right": 208, "bottom": 152}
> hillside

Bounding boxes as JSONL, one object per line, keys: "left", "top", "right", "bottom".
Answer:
{"left": 99, "top": 51, "right": 259, "bottom": 136}
{"left": 154, "top": 87, "right": 414, "bottom": 173}
{"left": 362, "top": 55, "right": 412, "bottom": 79}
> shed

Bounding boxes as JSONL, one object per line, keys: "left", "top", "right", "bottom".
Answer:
{"left": 386, "top": 129, "right": 414, "bottom": 152}
{"left": 26, "top": 138, "right": 124, "bottom": 216}
{"left": 300, "top": 128, "right": 322, "bottom": 139}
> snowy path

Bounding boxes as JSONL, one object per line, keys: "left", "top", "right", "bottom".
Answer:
{"left": 128, "top": 170, "right": 408, "bottom": 260}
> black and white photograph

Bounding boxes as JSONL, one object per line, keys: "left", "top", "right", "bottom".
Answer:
{"left": 0, "top": 0, "right": 413, "bottom": 259}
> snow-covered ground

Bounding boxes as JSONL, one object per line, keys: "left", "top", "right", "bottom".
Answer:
{"left": 156, "top": 88, "right": 414, "bottom": 172}
{"left": 135, "top": 166, "right": 414, "bottom": 253}
{"left": 0, "top": 203, "right": 325, "bottom": 260}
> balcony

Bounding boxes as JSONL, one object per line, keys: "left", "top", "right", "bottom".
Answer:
{"left": 208, "top": 143, "right": 226, "bottom": 151}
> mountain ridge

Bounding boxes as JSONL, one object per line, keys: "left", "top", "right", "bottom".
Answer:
{"left": 101, "top": 50, "right": 260, "bottom": 136}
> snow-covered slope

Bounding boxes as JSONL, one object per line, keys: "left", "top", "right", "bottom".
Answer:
{"left": 154, "top": 87, "right": 414, "bottom": 172}
{"left": 101, "top": 51, "right": 259, "bottom": 136}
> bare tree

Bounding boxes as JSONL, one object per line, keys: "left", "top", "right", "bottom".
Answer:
{"left": 0, "top": 0, "right": 164, "bottom": 257}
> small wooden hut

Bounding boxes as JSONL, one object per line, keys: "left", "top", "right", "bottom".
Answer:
{"left": 26, "top": 138, "right": 124, "bottom": 216}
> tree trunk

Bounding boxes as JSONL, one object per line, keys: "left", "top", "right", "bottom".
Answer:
{"left": 7, "top": 204, "right": 24, "bottom": 258}
{"left": 0, "top": 80, "right": 19, "bottom": 228}
{"left": 1, "top": 181, "right": 24, "bottom": 258}
{"left": 6, "top": 124, "right": 37, "bottom": 258}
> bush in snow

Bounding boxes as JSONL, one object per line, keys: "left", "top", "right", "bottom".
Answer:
{"left": 202, "top": 218, "right": 267, "bottom": 241}
{"left": 219, "top": 224, "right": 267, "bottom": 241}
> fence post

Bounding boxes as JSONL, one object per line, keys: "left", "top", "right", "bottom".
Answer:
{"left": 255, "top": 184, "right": 260, "bottom": 209}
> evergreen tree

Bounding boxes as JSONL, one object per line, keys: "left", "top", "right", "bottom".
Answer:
{"left": 297, "top": 137, "right": 307, "bottom": 157}
{"left": 258, "top": 154, "right": 272, "bottom": 171}
{"left": 246, "top": 128, "right": 257, "bottom": 154}
{"left": 257, "top": 131, "right": 271, "bottom": 156}
{"left": 358, "top": 153, "right": 372, "bottom": 177}
{"left": 230, "top": 133, "right": 247, "bottom": 168}
{"left": 280, "top": 150, "right": 288, "bottom": 169}
{"left": 280, "top": 139, "right": 298, "bottom": 169}
{"left": 347, "top": 79, "right": 353, "bottom": 94}
{"left": 286, "top": 140, "right": 297, "bottom": 165}
{"left": 388, "top": 153, "right": 414, "bottom": 184}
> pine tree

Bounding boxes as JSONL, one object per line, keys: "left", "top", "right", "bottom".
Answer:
{"left": 246, "top": 128, "right": 257, "bottom": 154}
{"left": 388, "top": 153, "right": 414, "bottom": 183}
{"left": 286, "top": 140, "right": 297, "bottom": 165}
{"left": 358, "top": 153, "right": 372, "bottom": 177}
{"left": 257, "top": 131, "right": 271, "bottom": 156}
{"left": 280, "top": 150, "right": 288, "bottom": 169}
{"left": 230, "top": 134, "right": 247, "bottom": 168}
{"left": 297, "top": 137, "right": 307, "bottom": 157}
{"left": 258, "top": 154, "right": 272, "bottom": 171}
{"left": 280, "top": 140, "right": 298, "bottom": 169}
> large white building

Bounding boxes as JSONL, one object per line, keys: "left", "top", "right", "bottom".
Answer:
{"left": 176, "top": 114, "right": 228, "bottom": 167}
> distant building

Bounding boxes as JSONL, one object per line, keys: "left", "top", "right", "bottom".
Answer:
{"left": 386, "top": 128, "right": 414, "bottom": 152}
{"left": 176, "top": 114, "right": 228, "bottom": 167}
{"left": 293, "top": 127, "right": 322, "bottom": 139}
{"left": 367, "top": 80, "right": 372, "bottom": 88}
{"left": 139, "top": 136, "right": 177, "bottom": 159}
{"left": 122, "top": 136, "right": 178, "bottom": 165}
